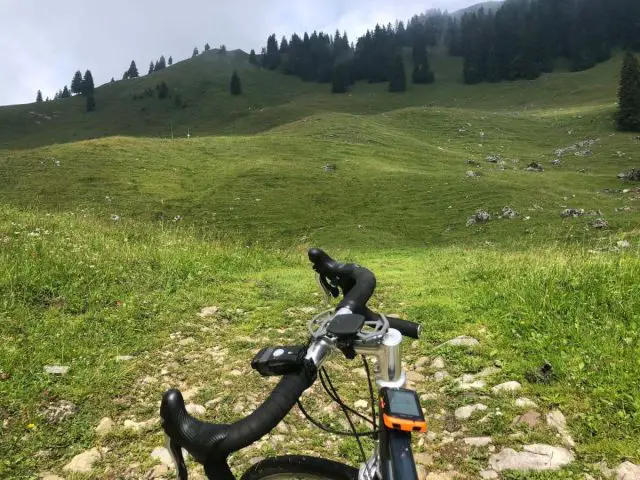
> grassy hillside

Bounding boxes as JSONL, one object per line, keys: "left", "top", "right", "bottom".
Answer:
{"left": 0, "top": 49, "right": 622, "bottom": 150}
{"left": 1, "top": 46, "right": 639, "bottom": 479}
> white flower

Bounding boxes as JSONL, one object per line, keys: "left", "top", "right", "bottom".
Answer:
{"left": 111, "top": 214, "right": 121, "bottom": 221}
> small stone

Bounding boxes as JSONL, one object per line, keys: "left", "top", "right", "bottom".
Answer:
{"left": 617, "top": 461, "right": 640, "bottom": 479}
{"left": 464, "top": 437, "right": 492, "bottom": 447}
{"left": 229, "top": 369, "right": 242, "bottom": 377}
{"left": 441, "top": 336, "right": 479, "bottom": 347}
{"left": 592, "top": 218, "right": 609, "bottom": 229}
{"left": 95, "top": 417, "right": 114, "bottom": 436}
{"left": 40, "top": 474, "right": 65, "bottom": 480}
{"left": 430, "top": 357, "right": 446, "bottom": 369}
{"left": 275, "top": 422, "right": 289, "bottom": 433}
{"left": 515, "top": 397, "right": 537, "bottom": 408}
{"left": 426, "top": 431, "right": 438, "bottom": 442}
{"left": 547, "top": 410, "right": 575, "bottom": 447}
{"left": 434, "top": 371, "right": 450, "bottom": 382}
{"left": 141, "top": 375, "right": 158, "bottom": 384}
{"left": 425, "top": 471, "right": 459, "bottom": 480}
{"left": 354, "top": 399, "right": 369, "bottom": 410}
{"left": 617, "top": 240, "right": 631, "bottom": 249}
{"left": 407, "top": 371, "right": 425, "bottom": 382}
{"left": 457, "top": 379, "right": 486, "bottom": 390}
{"left": 179, "top": 337, "right": 195, "bottom": 346}
{"left": 147, "top": 463, "right": 170, "bottom": 478}
{"left": 249, "top": 457, "right": 265, "bottom": 465}
{"left": 198, "top": 306, "right": 219, "bottom": 317}
{"left": 182, "top": 386, "right": 202, "bottom": 402}
{"left": 43, "top": 400, "right": 78, "bottom": 423}
{"left": 479, "top": 470, "right": 499, "bottom": 479}
{"left": 414, "top": 453, "right": 434, "bottom": 466}
{"left": 416, "top": 464, "right": 427, "bottom": 480}
{"left": 415, "top": 356, "right": 430, "bottom": 368}
{"left": 489, "top": 444, "right": 574, "bottom": 471}
{"left": 116, "top": 355, "right": 134, "bottom": 362}
{"left": 205, "top": 397, "right": 223, "bottom": 408}
{"left": 232, "top": 404, "right": 245, "bottom": 414}
{"left": 514, "top": 410, "right": 541, "bottom": 427}
{"left": 455, "top": 404, "right": 488, "bottom": 420}
{"left": 63, "top": 448, "right": 101, "bottom": 473}
{"left": 124, "top": 418, "right": 159, "bottom": 432}
{"left": 492, "top": 381, "right": 522, "bottom": 394}
{"left": 150, "top": 447, "right": 174, "bottom": 466}
{"left": 186, "top": 404, "right": 206, "bottom": 415}
{"left": 44, "top": 365, "right": 69, "bottom": 375}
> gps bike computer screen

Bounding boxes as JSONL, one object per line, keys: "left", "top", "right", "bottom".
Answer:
{"left": 386, "top": 389, "right": 421, "bottom": 417}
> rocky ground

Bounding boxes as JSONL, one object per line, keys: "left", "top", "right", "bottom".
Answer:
{"left": 38, "top": 306, "right": 640, "bottom": 480}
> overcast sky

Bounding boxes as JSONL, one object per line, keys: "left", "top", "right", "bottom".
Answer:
{"left": 1, "top": 0, "right": 481, "bottom": 106}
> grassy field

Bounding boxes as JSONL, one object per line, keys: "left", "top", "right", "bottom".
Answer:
{"left": 1, "top": 48, "right": 639, "bottom": 479}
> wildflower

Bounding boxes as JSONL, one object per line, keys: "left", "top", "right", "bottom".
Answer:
{"left": 111, "top": 215, "right": 121, "bottom": 221}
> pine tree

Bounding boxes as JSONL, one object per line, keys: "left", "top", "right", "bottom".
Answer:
{"left": 204, "top": 43, "right": 210, "bottom": 52}
{"left": 158, "top": 81, "right": 169, "bottom": 99}
{"left": 149, "top": 61, "right": 154, "bottom": 75}
{"left": 61, "top": 86, "right": 71, "bottom": 98}
{"left": 71, "top": 70, "right": 83, "bottom": 94}
{"left": 168, "top": 56, "right": 173, "bottom": 66}
{"left": 157, "top": 56, "right": 166, "bottom": 70}
{"left": 86, "top": 94, "right": 96, "bottom": 112}
{"left": 128, "top": 60, "right": 139, "bottom": 78}
{"left": 192, "top": 47, "right": 199, "bottom": 57}
{"left": 264, "top": 34, "right": 281, "bottom": 70}
{"left": 486, "top": 47, "right": 501, "bottom": 82}
{"left": 36, "top": 90, "right": 43, "bottom": 102}
{"left": 82, "top": 70, "right": 95, "bottom": 95}
{"left": 219, "top": 45, "right": 227, "bottom": 54}
{"left": 332, "top": 63, "right": 350, "bottom": 93}
{"left": 411, "top": 37, "right": 435, "bottom": 84}
{"left": 249, "top": 49, "right": 258, "bottom": 66}
{"left": 616, "top": 50, "right": 640, "bottom": 131}
{"left": 388, "top": 54, "right": 407, "bottom": 92}
{"left": 154, "top": 61, "right": 160, "bottom": 72}
{"left": 230, "top": 71, "right": 242, "bottom": 95}
{"left": 279, "top": 36, "right": 289, "bottom": 53}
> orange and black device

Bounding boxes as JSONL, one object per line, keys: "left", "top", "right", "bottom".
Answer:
{"left": 379, "top": 387, "right": 427, "bottom": 433}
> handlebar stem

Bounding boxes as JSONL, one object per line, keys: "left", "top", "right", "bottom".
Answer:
{"left": 355, "top": 328, "right": 405, "bottom": 388}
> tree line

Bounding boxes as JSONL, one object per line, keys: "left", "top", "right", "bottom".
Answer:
{"left": 447, "top": 0, "right": 640, "bottom": 84}
{"left": 254, "top": 20, "right": 437, "bottom": 94}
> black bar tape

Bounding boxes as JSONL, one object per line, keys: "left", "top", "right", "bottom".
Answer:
{"left": 220, "top": 365, "right": 315, "bottom": 454}
{"left": 386, "top": 317, "right": 421, "bottom": 339}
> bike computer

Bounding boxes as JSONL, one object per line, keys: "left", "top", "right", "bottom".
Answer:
{"left": 380, "top": 387, "right": 427, "bottom": 433}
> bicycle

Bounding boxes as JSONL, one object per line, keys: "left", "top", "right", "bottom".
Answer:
{"left": 161, "top": 248, "right": 426, "bottom": 480}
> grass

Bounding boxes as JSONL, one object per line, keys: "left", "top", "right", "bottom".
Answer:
{"left": 0, "top": 48, "right": 639, "bottom": 478}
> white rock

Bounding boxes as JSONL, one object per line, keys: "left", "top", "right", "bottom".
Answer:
{"left": 63, "top": 448, "right": 101, "bottom": 473}
{"left": 115, "top": 355, "right": 134, "bottom": 362}
{"left": 40, "top": 474, "right": 65, "bottom": 480}
{"left": 479, "top": 470, "right": 499, "bottom": 479}
{"left": 441, "top": 336, "right": 479, "bottom": 348}
{"left": 414, "top": 453, "right": 434, "bottom": 466}
{"left": 458, "top": 380, "right": 486, "bottom": 390}
{"left": 182, "top": 386, "right": 202, "bottom": 402}
{"left": 492, "top": 381, "right": 522, "bottom": 394}
{"left": 464, "top": 437, "right": 492, "bottom": 447}
{"left": 44, "top": 365, "right": 69, "bottom": 375}
{"left": 354, "top": 399, "right": 369, "bottom": 410}
{"left": 455, "top": 404, "right": 488, "bottom": 420}
{"left": 430, "top": 357, "right": 446, "bottom": 369}
{"left": 198, "top": 306, "right": 219, "bottom": 317}
{"left": 151, "top": 447, "right": 174, "bottom": 466}
{"left": 186, "top": 404, "right": 206, "bottom": 415}
{"left": 124, "top": 418, "right": 159, "bottom": 432}
{"left": 433, "top": 371, "right": 450, "bottom": 382}
{"left": 546, "top": 410, "right": 575, "bottom": 447}
{"left": 407, "top": 370, "right": 425, "bottom": 382}
{"left": 515, "top": 397, "right": 537, "bottom": 408}
{"left": 617, "top": 461, "right": 640, "bottom": 479}
{"left": 489, "top": 444, "right": 574, "bottom": 471}
{"left": 617, "top": 240, "right": 631, "bottom": 249}
{"left": 95, "top": 417, "right": 114, "bottom": 436}
{"left": 147, "top": 464, "right": 170, "bottom": 478}
{"left": 416, "top": 464, "right": 427, "bottom": 480}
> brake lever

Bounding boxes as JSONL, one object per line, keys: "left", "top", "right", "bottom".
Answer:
{"left": 165, "top": 435, "right": 189, "bottom": 480}
{"left": 319, "top": 275, "right": 340, "bottom": 298}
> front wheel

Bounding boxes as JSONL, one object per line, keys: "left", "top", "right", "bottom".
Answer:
{"left": 241, "top": 455, "right": 359, "bottom": 480}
